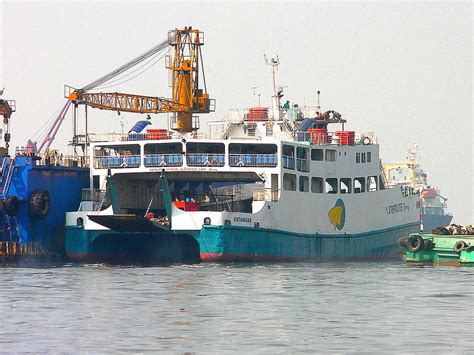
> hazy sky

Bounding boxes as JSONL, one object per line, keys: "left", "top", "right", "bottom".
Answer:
{"left": 1, "top": 1, "right": 472, "bottom": 223}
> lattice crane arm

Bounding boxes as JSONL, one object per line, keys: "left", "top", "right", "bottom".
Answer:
{"left": 68, "top": 90, "right": 188, "bottom": 114}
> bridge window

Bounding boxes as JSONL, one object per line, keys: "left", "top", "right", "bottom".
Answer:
{"left": 354, "top": 177, "right": 365, "bottom": 193}
{"left": 340, "top": 178, "right": 351, "bottom": 194}
{"left": 367, "top": 152, "right": 371, "bottom": 162}
{"left": 283, "top": 173, "right": 296, "bottom": 191}
{"left": 311, "top": 148, "right": 324, "bottom": 161}
{"left": 356, "top": 153, "right": 360, "bottom": 163}
{"left": 361, "top": 153, "right": 366, "bottom": 163}
{"left": 325, "top": 149, "right": 336, "bottom": 162}
{"left": 311, "top": 177, "right": 324, "bottom": 193}
{"left": 325, "top": 178, "right": 338, "bottom": 194}
{"left": 299, "top": 176, "right": 309, "bottom": 192}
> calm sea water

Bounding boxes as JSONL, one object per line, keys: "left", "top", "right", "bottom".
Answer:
{"left": 0, "top": 261, "right": 473, "bottom": 353}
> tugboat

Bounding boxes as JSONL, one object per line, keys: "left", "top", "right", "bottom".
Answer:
{"left": 383, "top": 144, "right": 452, "bottom": 232}
{"left": 0, "top": 91, "right": 89, "bottom": 263}
{"left": 64, "top": 27, "right": 420, "bottom": 262}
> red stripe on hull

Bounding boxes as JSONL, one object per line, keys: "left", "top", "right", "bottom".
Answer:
{"left": 200, "top": 252, "right": 400, "bottom": 262}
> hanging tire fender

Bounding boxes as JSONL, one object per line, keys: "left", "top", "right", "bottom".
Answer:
{"left": 4, "top": 195, "right": 19, "bottom": 216}
{"left": 407, "top": 234, "right": 423, "bottom": 252}
{"left": 398, "top": 236, "right": 409, "bottom": 248}
{"left": 29, "top": 190, "right": 51, "bottom": 219}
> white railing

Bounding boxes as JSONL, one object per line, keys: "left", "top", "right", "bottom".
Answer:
{"left": 93, "top": 154, "right": 141, "bottom": 169}
{"left": 186, "top": 154, "right": 225, "bottom": 167}
{"left": 229, "top": 154, "right": 278, "bottom": 167}
{"left": 144, "top": 154, "right": 183, "bottom": 167}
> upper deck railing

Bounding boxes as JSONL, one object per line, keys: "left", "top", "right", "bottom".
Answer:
{"left": 91, "top": 152, "right": 279, "bottom": 169}
{"left": 229, "top": 154, "right": 278, "bottom": 167}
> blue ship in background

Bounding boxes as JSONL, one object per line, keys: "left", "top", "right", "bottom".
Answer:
{"left": 0, "top": 94, "right": 89, "bottom": 261}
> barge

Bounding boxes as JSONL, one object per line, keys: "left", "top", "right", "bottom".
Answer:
{"left": 400, "top": 230, "right": 474, "bottom": 265}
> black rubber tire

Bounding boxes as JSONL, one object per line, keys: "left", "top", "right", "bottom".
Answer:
{"left": 29, "top": 190, "right": 50, "bottom": 219}
{"left": 398, "top": 237, "right": 409, "bottom": 248}
{"left": 454, "top": 241, "right": 466, "bottom": 253}
{"left": 423, "top": 239, "right": 434, "bottom": 251}
{"left": 407, "top": 234, "right": 423, "bottom": 252}
{"left": 4, "top": 195, "right": 19, "bottom": 216}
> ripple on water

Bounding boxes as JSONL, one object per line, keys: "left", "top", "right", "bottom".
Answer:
{"left": 0, "top": 261, "right": 473, "bottom": 352}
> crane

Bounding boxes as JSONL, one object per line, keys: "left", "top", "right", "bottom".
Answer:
{"left": 67, "top": 27, "right": 214, "bottom": 133}
{"left": 0, "top": 90, "right": 16, "bottom": 154}
{"left": 36, "top": 27, "right": 215, "bottom": 155}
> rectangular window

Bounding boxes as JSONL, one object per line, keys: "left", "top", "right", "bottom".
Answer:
{"left": 340, "top": 178, "right": 352, "bottom": 194}
{"left": 311, "top": 149, "right": 324, "bottom": 161}
{"left": 356, "top": 153, "right": 360, "bottom": 163}
{"left": 361, "top": 153, "right": 366, "bottom": 163}
{"left": 325, "top": 178, "right": 338, "bottom": 194}
{"left": 379, "top": 175, "right": 385, "bottom": 190}
{"left": 367, "top": 176, "right": 378, "bottom": 191}
{"left": 325, "top": 149, "right": 336, "bottom": 161}
{"left": 367, "top": 152, "right": 371, "bottom": 162}
{"left": 354, "top": 177, "right": 365, "bottom": 193}
{"left": 283, "top": 173, "right": 297, "bottom": 191}
{"left": 311, "top": 177, "right": 324, "bottom": 193}
{"left": 296, "top": 147, "right": 310, "bottom": 172}
{"left": 299, "top": 176, "right": 309, "bottom": 192}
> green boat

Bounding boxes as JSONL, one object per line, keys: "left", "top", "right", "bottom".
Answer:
{"left": 399, "top": 233, "right": 474, "bottom": 265}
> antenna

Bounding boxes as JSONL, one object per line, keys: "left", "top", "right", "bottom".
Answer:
{"left": 264, "top": 54, "right": 280, "bottom": 97}
{"left": 251, "top": 86, "right": 258, "bottom": 106}
{"left": 264, "top": 54, "right": 280, "bottom": 120}
{"left": 316, "top": 90, "right": 321, "bottom": 114}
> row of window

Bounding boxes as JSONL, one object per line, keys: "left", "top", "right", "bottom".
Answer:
{"left": 356, "top": 152, "right": 371, "bottom": 163}
{"left": 283, "top": 173, "right": 385, "bottom": 194}
{"left": 282, "top": 145, "right": 374, "bottom": 165}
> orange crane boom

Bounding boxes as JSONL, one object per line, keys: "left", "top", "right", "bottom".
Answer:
{"left": 68, "top": 27, "right": 214, "bottom": 133}
{"left": 68, "top": 90, "right": 187, "bottom": 114}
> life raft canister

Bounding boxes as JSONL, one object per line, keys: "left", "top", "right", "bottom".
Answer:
{"left": 4, "top": 195, "right": 19, "bottom": 216}
{"left": 29, "top": 190, "right": 51, "bottom": 219}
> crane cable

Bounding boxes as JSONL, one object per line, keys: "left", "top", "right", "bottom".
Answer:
{"left": 93, "top": 46, "right": 172, "bottom": 91}
{"left": 81, "top": 35, "right": 175, "bottom": 92}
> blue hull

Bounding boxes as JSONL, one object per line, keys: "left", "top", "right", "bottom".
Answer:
{"left": 1, "top": 156, "right": 89, "bottom": 254}
{"left": 65, "top": 227, "right": 200, "bottom": 263}
{"left": 196, "top": 223, "right": 420, "bottom": 262}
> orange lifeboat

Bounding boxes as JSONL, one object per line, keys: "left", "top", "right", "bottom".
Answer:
{"left": 421, "top": 188, "right": 437, "bottom": 199}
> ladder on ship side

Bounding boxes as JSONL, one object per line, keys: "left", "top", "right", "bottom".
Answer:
{"left": 4, "top": 214, "right": 20, "bottom": 242}
{"left": 0, "top": 158, "right": 15, "bottom": 197}
{"left": 379, "top": 160, "right": 389, "bottom": 189}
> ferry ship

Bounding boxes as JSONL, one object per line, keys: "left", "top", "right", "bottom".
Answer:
{"left": 64, "top": 27, "right": 420, "bottom": 262}
{"left": 383, "top": 145, "right": 452, "bottom": 232}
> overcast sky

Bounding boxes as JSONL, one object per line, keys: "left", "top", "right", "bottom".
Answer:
{"left": 1, "top": 1, "right": 472, "bottom": 223}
